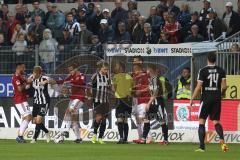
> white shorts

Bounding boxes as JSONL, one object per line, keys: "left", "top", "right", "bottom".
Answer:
{"left": 132, "top": 103, "right": 146, "bottom": 118}
{"left": 69, "top": 99, "right": 84, "bottom": 112}
{"left": 15, "top": 102, "right": 32, "bottom": 118}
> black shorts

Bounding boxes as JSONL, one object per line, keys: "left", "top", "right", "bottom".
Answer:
{"left": 115, "top": 98, "right": 132, "bottom": 118}
{"left": 32, "top": 103, "right": 49, "bottom": 117}
{"left": 199, "top": 95, "right": 221, "bottom": 121}
{"left": 93, "top": 102, "right": 110, "bottom": 116}
{"left": 146, "top": 99, "right": 167, "bottom": 123}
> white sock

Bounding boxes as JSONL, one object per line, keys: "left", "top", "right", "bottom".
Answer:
{"left": 72, "top": 123, "right": 81, "bottom": 139}
{"left": 63, "top": 112, "right": 71, "bottom": 132}
{"left": 19, "top": 119, "right": 29, "bottom": 136}
{"left": 137, "top": 123, "right": 143, "bottom": 139}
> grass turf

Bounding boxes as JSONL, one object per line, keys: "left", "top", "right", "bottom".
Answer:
{"left": 0, "top": 140, "right": 239, "bottom": 160}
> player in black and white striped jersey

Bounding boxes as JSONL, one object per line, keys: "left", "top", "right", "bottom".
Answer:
{"left": 89, "top": 61, "right": 110, "bottom": 144}
{"left": 28, "top": 66, "right": 55, "bottom": 143}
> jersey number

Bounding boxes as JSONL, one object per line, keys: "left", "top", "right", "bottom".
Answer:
{"left": 207, "top": 73, "right": 219, "bottom": 87}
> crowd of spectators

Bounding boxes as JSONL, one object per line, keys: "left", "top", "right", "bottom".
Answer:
{"left": 0, "top": 0, "right": 240, "bottom": 73}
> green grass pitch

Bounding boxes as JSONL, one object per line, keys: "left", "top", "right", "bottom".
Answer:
{"left": 0, "top": 140, "right": 239, "bottom": 160}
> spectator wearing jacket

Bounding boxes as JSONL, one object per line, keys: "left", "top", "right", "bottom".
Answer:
{"left": 132, "top": 15, "right": 145, "bottom": 43}
{"left": 146, "top": 6, "right": 164, "bottom": 35}
{"left": 185, "top": 25, "right": 204, "bottom": 42}
{"left": 31, "top": 0, "right": 45, "bottom": 23}
{"left": 111, "top": 0, "right": 128, "bottom": 31}
{"left": 98, "top": 19, "right": 114, "bottom": 44}
{"left": 167, "top": 0, "right": 180, "bottom": 17}
{"left": 140, "top": 23, "right": 158, "bottom": 44}
{"left": 29, "top": 15, "right": 46, "bottom": 44}
{"left": 113, "top": 21, "right": 131, "bottom": 43}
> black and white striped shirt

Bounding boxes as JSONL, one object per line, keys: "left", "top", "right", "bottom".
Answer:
{"left": 32, "top": 75, "right": 50, "bottom": 105}
{"left": 64, "top": 21, "right": 81, "bottom": 37}
{"left": 91, "top": 72, "right": 110, "bottom": 103}
{"left": 149, "top": 76, "right": 163, "bottom": 105}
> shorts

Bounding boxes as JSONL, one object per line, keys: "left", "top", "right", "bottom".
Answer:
{"left": 93, "top": 102, "right": 110, "bottom": 116}
{"left": 146, "top": 100, "right": 168, "bottom": 124}
{"left": 132, "top": 103, "right": 146, "bottom": 118}
{"left": 15, "top": 102, "right": 32, "bottom": 118}
{"left": 32, "top": 103, "right": 49, "bottom": 117}
{"left": 69, "top": 99, "right": 84, "bottom": 113}
{"left": 198, "top": 95, "right": 221, "bottom": 121}
{"left": 115, "top": 98, "right": 132, "bottom": 118}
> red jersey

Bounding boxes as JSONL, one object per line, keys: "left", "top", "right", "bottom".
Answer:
{"left": 12, "top": 74, "right": 27, "bottom": 104}
{"left": 133, "top": 72, "right": 150, "bottom": 104}
{"left": 61, "top": 72, "right": 86, "bottom": 101}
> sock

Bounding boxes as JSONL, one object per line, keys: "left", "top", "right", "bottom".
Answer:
{"left": 161, "top": 124, "right": 168, "bottom": 141}
{"left": 73, "top": 123, "right": 81, "bottom": 140}
{"left": 117, "top": 122, "right": 124, "bottom": 139}
{"left": 137, "top": 123, "right": 143, "bottom": 139}
{"left": 93, "top": 120, "right": 100, "bottom": 135}
{"left": 19, "top": 119, "right": 29, "bottom": 136}
{"left": 123, "top": 123, "right": 129, "bottom": 141}
{"left": 63, "top": 112, "right": 71, "bottom": 132}
{"left": 198, "top": 124, "right": 206, "bottom": 150}
{"left": 143, "top": 123, "right": 150, "bottom": 140}
{"left": 215, "top": 123, "right": 224, "bottom": 141}
{"left": 39, "top": 123, "right": 49, "bottom": 133}
{"left": 33, "top": 124, "right": 41, "bottom": 140}
{"left": 99, "top": 120, "right": 106, "bottom": 139}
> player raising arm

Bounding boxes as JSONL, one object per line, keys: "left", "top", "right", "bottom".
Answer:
{"left": 12, "top": 63, "right": 32, "bottom": 143}
{"left": 191, "top": 52, "right": 228, "bottom": 152}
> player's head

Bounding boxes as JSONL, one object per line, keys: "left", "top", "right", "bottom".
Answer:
{"left": 207, "top": 52, "right": 216, "bottom": 64}
{"left": 114, "top": 61, "right": 125, "bottom": 74}
{"left": 68, "top": 63, "right": 78, "bottom": 75}
{"left": 97, "top": 61, "right": 109, "bottom": 75}
{"left": 33, "top": 66, "right": 42, "bottom": 78}
{"left": 147, "top": 63, "right": 157, "bottom": 75}
{"left": 133, "top": 55, "right": 143, "bottom": 65}
{"left": 16, "top": 63, "right": 25, "bottom": 74}
{"left": 181, "top": 67, "right": 190, "bottom": 79}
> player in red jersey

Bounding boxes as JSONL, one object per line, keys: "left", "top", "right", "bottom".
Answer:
{"left": 132, "top": 56, "right": 151, "bottom": 143}
{"left": 56, "top": 63, "right": 86, "bottom": 143}
{"left": 12, "top": 63, "right": 32, "bottom": 143}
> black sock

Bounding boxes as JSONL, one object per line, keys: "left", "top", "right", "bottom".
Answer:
{"left": 215, "top": 123, "right": 224, "bottom": 140}
{"left": 143, "top": 123, "right": 150, "bottom": 139}
{"left": 93, "top": 120, "right": 100, "bottom": 135}
{"left": 99, "top": 120, "right": 106, "bottom": 139}
{"left": 39, "top": 123, "right": 49, "bottom": 133}
{"left": 123, "top": 123, "right": 129, "bottom": 141}
{"left": 117, "top": 122, "right": 124, "bottom": 139}
{"left": 161, "top": 124, "right": 168, "bottom": 141}
{"left": 33, "top": 124, "right": 41, "bottom": 140}
{"left": 198, "top": 124, "right": 206, "bottom": 150}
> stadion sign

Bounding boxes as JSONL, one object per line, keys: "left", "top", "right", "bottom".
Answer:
{"left": 105, "top": 44, "right": 192, "bottom": 57}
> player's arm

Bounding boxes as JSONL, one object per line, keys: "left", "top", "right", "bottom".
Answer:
{"left": 221, "top": 78, "right": 227, "bottom": 98}
{"left": 191, "top": 81, "right": 202, "bottom": 105}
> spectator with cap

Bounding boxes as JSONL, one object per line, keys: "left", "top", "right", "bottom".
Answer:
{"left": 204, "top": 8, "right": 227, "bottom": 41}
{"left": 92, "top": 4, "right": 104, "bottom": 35}
{"left": 88, "top": 35, "right": 103, "bottom": 58}
{"left": 132, "top": 15, "right": 145, "bottom": 43}
{"left": 140, "top": 22, "right": 158, "bottom": 44}
{"left": 45, "top": 2, "right": 53, "bottom": 25}
{"left": 0, "top": 17, "right": 8, "bottom": 40}
{"left": 64, "top": 12, "right": 81, "bottom": 41}
{"left": 77, "top": 8, "right": 87, "bottom": 24}
{"left": 163, "top": 13, "right": 181, "bottom": 44}
{"left": 31, "top": 0, "right": 45, "bottom": 23}
{"left": 111, "top": 0, "right": 128, "bottom": 31}
{"left": 185, "top": 25, "right": 204, "bottom": 42}
{"left": 157, "top": 0, "right": 168, "bottom": 17}
{"left": 113, "top": 21, "right": 131, "bottom": 43}
{"left": 22, "top": 14, "right": 33, "bottom": 35}
{"left": 29, "top": 15, "right": 46, "bottom": 44}
{"left": 199, "top": 0, "right": 213, "bottom": 22}
{"left": 46, "top": 3, "right": 65, "bottom": 39}
{"left": 222, "top": 2, "right": 240, "bottom": 37}
{"left": 0, "top": 4, "right": 9, "bottom": 22}
{"left": 98, "top": 19, "right": 114, "bottom": 43}
{"left": 146, "top": 6, "right": 164, "bottom": 35}
{"left": 167, "top": 0, "right": 180, "bottom": 17}
{"left": 102, "top": 8, "right": 112, "bottom": 26}
{"left": 6, "top": 12, "right": 19, "bottom": 42}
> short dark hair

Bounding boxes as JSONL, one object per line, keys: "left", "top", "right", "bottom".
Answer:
{"left": 16, "top": 63, "right": 25, "bottom": 68}
{"left": 207, "top": 52, "right": 216, "bottom": 63}
{"left": 118, "top": 61, "right": 125, "bottom": 71}
{"left": 33, "top": 0, "right": 40, "bottom": 4}
{"left": 147, "top": 63, "right": 157, "bottom": 72}
{"left": 97, "top": 61, "right": 109, "bottom": 69}
{"left": 133, "top": 55, "right": 143, "bottom": 63}
{"left": 67, "top": 12, "right": 73, "bottom": 16}
{"left": 183, "top": 67, "right": 190, "bottom": 72}
{"left": 68, "top": 63, "right": 78, "bottom": 69}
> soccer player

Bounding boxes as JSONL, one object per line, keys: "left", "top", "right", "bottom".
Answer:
{"left": 91, "top": 61, "right": 110, "bottom": 144}
{"left": 29, "top": 66, "right": 52, "bottom": 143}
{"left": 132, "top": 56, "right": 151, "bottom": 143}
{"left": 12, "top": 63, "right": 32, "bottom": 143}
{"left": 112, "top": 62, "right": 133, "bottom": 144}
{"left": 57, "top": 63, "right": 86, "bottom": 143}
{"left": 191, "top": 52, "right": 229, "bottom": 152}
{"left": 139, "top": 64, "right": 169, "bottom": 144}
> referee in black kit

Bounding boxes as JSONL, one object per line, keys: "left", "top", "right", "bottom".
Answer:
{"left": 191, "top": 52, "right": 229, "bottom": 152}
{"left": 29, "top": 66, "right": 54, "bottom": 143}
